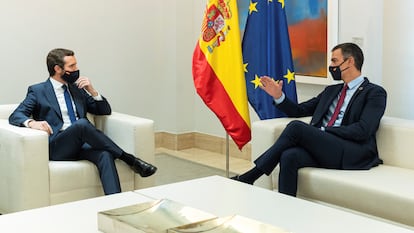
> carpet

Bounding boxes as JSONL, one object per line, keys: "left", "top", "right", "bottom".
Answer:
{"left": 153, "top": 153, "right": 237, "bottom": 186}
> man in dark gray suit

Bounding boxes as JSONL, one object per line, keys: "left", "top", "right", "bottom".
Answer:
{"left": 233, "top": 43, "right": 387, "bottom": 196}
{"left": 9, "top": 48, "right": 157, "bottom": 195}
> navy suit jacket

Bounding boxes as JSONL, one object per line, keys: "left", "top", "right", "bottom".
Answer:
{"left": 9, "top": 79, "right": 111, "bottom": 142}
{"left": 277, "top": 78, "right": 387, "bottom": 169}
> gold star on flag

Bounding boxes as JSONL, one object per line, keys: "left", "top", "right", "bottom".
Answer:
{"left": 278, "top": 0, "right": 285, "bottom": 8}
{"left": 249, "top": 1, "right": 258, "bottom": 15}
{"left": 243, "top": 63, "right": 248, "bottom": 73}
{"left": 283, "top": 69, "right": 295, "bottom": 84}
{"left": 250, "top": 74, "right": 262, "bottom": 89}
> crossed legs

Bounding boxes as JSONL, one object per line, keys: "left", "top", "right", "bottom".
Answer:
{"left": 49, "top": 118, "right": 155, "bottom": 195}
{"left": 79, "top": 145, "right": 121, "bottom": 194}
{"left": 235, "top": 120, "right": 344, "bottom": 196}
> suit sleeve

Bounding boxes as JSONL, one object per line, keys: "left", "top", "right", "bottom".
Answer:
{"left": 276, "top": 93, "right": 322, "bottom": 118}
{"left": 82, "top": 89, "right": 112, "bottom": 115}
{"left": 325, "top": 85, "right": 387, "bottom": 142}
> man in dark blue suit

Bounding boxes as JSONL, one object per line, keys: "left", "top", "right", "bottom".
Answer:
{"left": 9, "top": 48, "right": 157, "bottom": 195}
{"left": 233, "top": 43, "right": 387, "bottom": 196}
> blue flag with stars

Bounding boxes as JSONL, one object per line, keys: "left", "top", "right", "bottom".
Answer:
{"left": 242, "top": 0, "right": 298, "bottom": 119}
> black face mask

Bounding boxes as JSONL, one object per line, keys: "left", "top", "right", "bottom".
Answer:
{"left": 328, "top": 59, "right": 349, "bottom": 81}
{"left": 62, "top": 70, "right": 80, "bottom": 84}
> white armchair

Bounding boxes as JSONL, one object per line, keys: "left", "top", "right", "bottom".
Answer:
{"left": 0, "top": 104, "right": 155, "bottom": 213}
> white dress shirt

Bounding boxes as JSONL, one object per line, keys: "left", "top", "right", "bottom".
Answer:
{"left": 50, "top": 78, "right": 78, "bottom": 130}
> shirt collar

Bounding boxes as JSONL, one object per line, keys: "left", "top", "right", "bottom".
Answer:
{"left": 347, "top": 75, "right": 364, "bottom": 90}
{"left": 49, "top": 77, "right": 65, "bottom": 90}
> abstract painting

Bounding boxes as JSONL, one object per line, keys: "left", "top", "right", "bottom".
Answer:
{"left": 285, "top": 0, "right": 328, "bottom": 78}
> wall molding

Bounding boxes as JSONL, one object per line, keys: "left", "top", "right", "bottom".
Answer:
{"left": 155, "top": 132, "right": 251, "bottom": 161}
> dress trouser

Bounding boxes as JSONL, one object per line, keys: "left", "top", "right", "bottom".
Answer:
{"left": 254, "top": 120, "right": 345, "bottom": 196}
{"left": 49, "top": 118, "right": 124, "bottom": 195}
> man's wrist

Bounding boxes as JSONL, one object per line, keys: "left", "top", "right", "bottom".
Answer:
{"left": 24, "top": 119, "right": 33, "bottom": 128}
{"left": 89, "top": 90, "right": 99, "bottom": 97}
{"left": 273, "top": 92, "right": 286, "bottom": 104}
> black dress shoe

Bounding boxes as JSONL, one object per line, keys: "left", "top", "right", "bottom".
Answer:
{"left": 131, "top": 158, "right": 157, "bottom": 177}
{"left": 230, "top": 175, "right": 241, "bottom": 181}
{"left": 230, "top": 175, "right": 253, "bottom": 185}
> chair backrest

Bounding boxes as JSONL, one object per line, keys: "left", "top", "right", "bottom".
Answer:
{"left": 376, "top": 116, "right": 414, "bottom": 169}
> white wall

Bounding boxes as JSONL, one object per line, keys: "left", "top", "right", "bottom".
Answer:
{"left": 338, "top": 0, "right": 384, "bottom": 86}
{"left": 0, "top": 0, "right": 164, "bottom": 123}
{"left": 1, "top": 0, "right": 411, "bottom": 140}
{"left": 0, "top": 0, "right": 194, "bottom": 133}
{"left": 383, "top": 0, "right": 414, "bottom": 119}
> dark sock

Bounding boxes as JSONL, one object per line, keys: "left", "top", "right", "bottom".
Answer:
{"left": 119, "top": 152, "right": 136, "bottom": 166}
{"left": 238, "top": 167, "right": 264, "bottom": 184}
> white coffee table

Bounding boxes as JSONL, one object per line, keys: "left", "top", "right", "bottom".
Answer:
{"left": 0, "top": 191, "right": 152, "bottom": 232}
{"left": 136, "top": 175, "right": 414, "bottom": 233}
{"left": 0, "top": 176, "right": 413, "bottom": 233}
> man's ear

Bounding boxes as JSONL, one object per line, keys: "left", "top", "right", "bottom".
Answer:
{"left": 348, "top": 56, "right": 356, "bottom": 67}
{"left": 54, "top": 64, "right": 63, "bottom": 74}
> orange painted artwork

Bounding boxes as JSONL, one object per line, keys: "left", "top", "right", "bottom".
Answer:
{"left": 285, "top": 0, "right": 328, "bottom": 78}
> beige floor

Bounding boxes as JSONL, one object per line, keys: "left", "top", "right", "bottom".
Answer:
{"left": 155, "top": 147, "right": 252, "bottom": 175}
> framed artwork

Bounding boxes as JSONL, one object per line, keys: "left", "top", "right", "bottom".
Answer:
{"left": 238, "top": 0, "right": 338, "bottom": 85}
{"left": 287, "top": 0, "right": 338, "bottom": 85}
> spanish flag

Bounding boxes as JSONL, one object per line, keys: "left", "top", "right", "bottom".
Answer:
{"left": 192, "top": 0, "right": 251, "bottom": 150}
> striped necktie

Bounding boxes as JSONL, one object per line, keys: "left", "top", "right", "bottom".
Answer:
{"left": 327, "top": 84, "right": 348, "bottom": 127}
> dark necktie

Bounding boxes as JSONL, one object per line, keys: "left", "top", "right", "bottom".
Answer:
{"left": 62, "top": 85, "right": 77, "bottom": 123}
{"left": 327, "top": 84, "right": 348, "bottom": 127}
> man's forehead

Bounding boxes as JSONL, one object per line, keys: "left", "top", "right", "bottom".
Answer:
{"left": 331, "top": 49, "right": 343, "bottom": 60}
{"left": 63, "top": 55, "right": 76, "bottom": 65}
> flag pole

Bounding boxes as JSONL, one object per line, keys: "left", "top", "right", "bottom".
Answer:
{"left": 225, "top": 133, "right": 230, "bottom": 177}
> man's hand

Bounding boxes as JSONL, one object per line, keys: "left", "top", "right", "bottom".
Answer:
{"left": 75, "top": 76, "right": 98, "bottom": 97}
{"left": 28, "top": 120, "right": 53, "bottom": 135}
{"left": 259, "top": 76, "right": 284, "bottom": 99}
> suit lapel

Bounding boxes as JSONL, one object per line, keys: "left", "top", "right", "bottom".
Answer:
{"left": 319, "top": 84, "right": 343, "bottom": 121}
{"left": 344, "top": 78, "right": 369, "bottom": 113}
{"left": 311, "top": 84, "right": 345, "bottom": 127}
{"left": 326, "top": 85, "right": 344, "bottom": 108}
{"left": 350, "top": 78, "right": 368, "bottom": 100}
{"left": 68, "top": 85, "right": 85, "bottom": 118}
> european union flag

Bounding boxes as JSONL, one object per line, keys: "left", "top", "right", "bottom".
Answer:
{"left": 242, "top": 0, "right": 298, "bottom": 120}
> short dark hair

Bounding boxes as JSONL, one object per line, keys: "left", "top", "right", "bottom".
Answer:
{"left": 46, "top": 48, "right": 75, "bottom": 76}
{"left": 332, "top": 43, "right": 364, "bottom": 71}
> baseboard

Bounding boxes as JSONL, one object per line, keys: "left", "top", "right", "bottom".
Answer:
{"left": 155, "top": 132, "right": 251, "bottom": 161}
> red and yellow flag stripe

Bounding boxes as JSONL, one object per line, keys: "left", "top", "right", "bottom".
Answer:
{"left": 192, "top": 0, "right": 251, "bottom": 149}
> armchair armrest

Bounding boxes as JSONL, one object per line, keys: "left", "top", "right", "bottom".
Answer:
{"left": 0, "top": 120, "right": 50, "bottom": 213}
{"left": 93, "top": 112, "right": 155, "bottom": 189}
{"left": 251, "top": 117, "right": 311, "bottom": 190}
